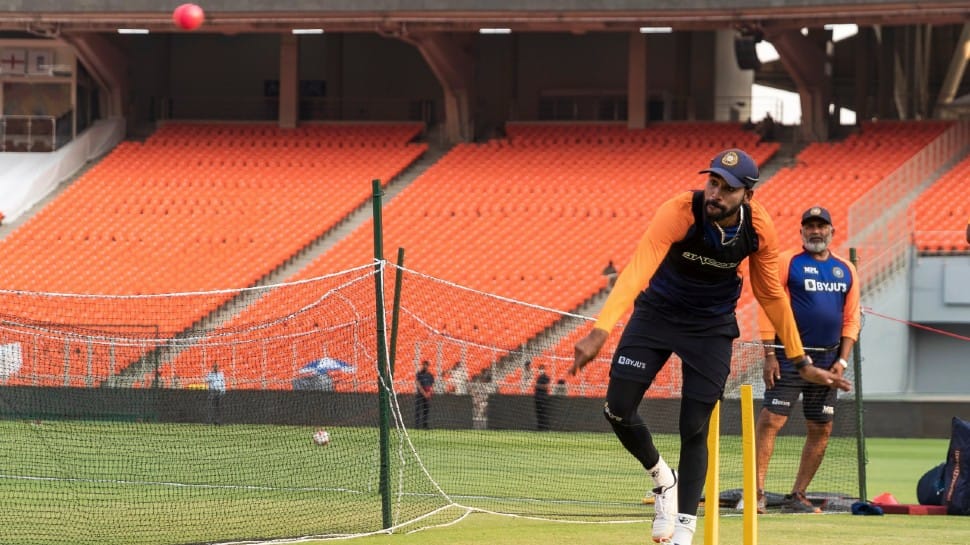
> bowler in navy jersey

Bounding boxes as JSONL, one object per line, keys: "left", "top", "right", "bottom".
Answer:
{"left": 571, "top": 150, "right": 851, "bottom": 545}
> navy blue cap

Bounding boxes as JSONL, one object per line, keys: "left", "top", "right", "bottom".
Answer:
{"left": 699, "top": 148, "right": 760, "bottom": 189}
{"left": 801, "top": 206, "right": 833, "bottom": 225}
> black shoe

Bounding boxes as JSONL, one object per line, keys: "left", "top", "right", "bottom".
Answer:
{"left": 782, "top": 491, "right": 821, "bottom": 514}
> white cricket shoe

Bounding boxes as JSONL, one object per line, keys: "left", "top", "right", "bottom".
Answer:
{"left": 651, "top": 470, "right": 678, "bottom": 543}
{"left": 671, "top": 513, "right": 697, "bottom": 545}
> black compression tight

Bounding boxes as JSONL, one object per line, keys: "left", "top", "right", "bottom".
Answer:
{"left": 677, "top": 395, "right": 715, "bottom": 516}
{"left": 603, "top": 377, "right": 660, "bottom": 469}
{"left": 604, "top": 376, "right": 716, "bottom": 516}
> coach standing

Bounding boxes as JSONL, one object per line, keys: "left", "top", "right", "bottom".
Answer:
{"left": 754, "top": 206, "right": 861, "bottom": 514}
{"left": 571, "top": 149, "right": 851, "bottom": 545}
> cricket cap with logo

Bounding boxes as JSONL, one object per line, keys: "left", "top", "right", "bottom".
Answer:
{"left": 801, "top": 206, "right": 832, "bottom": 225}
{"left": 699, "top": 148, "right": 760, "bottom": 189}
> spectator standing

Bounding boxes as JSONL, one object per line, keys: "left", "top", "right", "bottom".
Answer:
{"left": 755, "top": 112, "right": 776, "bottom": 141}
{"left": 470, "top": 369, "right": 495, "bottom": 430}
{"left": 534, "top": 364, "right": 551, "bottom": 431}
{"left": 603, "top": 260, "right": 618, "bottom": 288}
{"left": 552, "top": 378, "right": 568, "bottom": 396}
{"left": 449, "top": 361, "right": 468, "bottom": 395}
{"left": 204, "top": 364, "right": 226, "bottom": 425}
{"left": 520, "top": 359, "right": 533, "bottom": 394}
{"left": 415, "top": 360, "right": 434, "bottom": 429}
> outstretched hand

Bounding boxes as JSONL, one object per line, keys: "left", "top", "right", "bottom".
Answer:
{"left": 830, "top": 373, "right": 852, "bottom": 392}
{"left": 762, "top": 353, "right": 780, "bottom": 390}
{"left": 799, "top": 364, "right": 852, "bottom": 392}
{"left": 571, "top": 328, "right": 609, "bottom": 376}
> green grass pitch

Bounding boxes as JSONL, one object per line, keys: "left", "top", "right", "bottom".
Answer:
{"left": 0, "top": 419, "right": 964, "bottom": 545}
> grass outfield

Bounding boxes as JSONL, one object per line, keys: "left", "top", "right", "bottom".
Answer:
{"left": 348, "top": 437, "right": 969, "bottom": 545}
{"left": 350, "top": 511, "right": 970, "bottom": 545}
{"left": 0, "top": 419, "right": 964, "bottom": 544}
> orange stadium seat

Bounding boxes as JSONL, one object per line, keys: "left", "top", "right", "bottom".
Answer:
{"left": 163, "top": 122, "right": 780, "bottom": 395}
{"left": 17, "top": 120, "right": 956, "bottom": 395}
{"left": 913, "top": 155, "right": 970, "bottom": 253}
{"left": 0, "top": 122, "right": 428, "bottom": 387}
{"left": 731, "top": 120, "right": 953, "bottom": 345}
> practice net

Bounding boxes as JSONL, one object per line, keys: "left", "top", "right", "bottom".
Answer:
{"left": 0, "top": 263, "right": 861, "bottom": 545}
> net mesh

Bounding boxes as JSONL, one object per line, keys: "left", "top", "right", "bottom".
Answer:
{"left": 0, "top": 263, "right": 860, "bottom": 544}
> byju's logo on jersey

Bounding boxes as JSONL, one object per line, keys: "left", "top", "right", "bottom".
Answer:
{"left": 803, "top": 279, "right": 848, "bottom": 292}
{"left": 617, "top": 355, "right": 647, "bottom": 369}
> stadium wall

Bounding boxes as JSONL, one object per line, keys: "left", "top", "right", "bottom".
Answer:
{"left": 858, "top": 268, "right": 913, "bottom": 394}
{"left": 909, "top": 255, "right": 970, "bottom": 395}
{"left": 840, "top": 251, "right": 970, "bottom": 397}
{"left": 0, "top": 118, "right": 124, "bottom": 223}
{"left": 713, "top": 29, "right": 755, "bottom": 121}
{"left": 119, "top": 30, "right": 747, "bottom": 129}
{"left": 125, "top": 32, "right": 441, "bottom": 122}
{"left": 859, "top": 253, "right": 970, "bottom": 397}
{"left": 0, "top": 387, "right": 966, "bottom": 438}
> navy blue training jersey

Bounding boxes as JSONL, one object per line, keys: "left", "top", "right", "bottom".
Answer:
{"left": 761, "top": 249, "right": 861, "bottom": 360}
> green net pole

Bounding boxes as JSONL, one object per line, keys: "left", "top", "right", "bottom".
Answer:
{"left": 850, "top": 247, "right": 868, "bottom": 502}
{"left": 389, "top": 248, "right": 405, "bottom": 375}
{"left": 152, "top": 325, "right": 160, "bottom": 389}
{"left": 372, "top": 179, "right": 392, "bottom": 528}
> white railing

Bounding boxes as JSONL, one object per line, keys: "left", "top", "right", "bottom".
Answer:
{"left": 0, "top": 114, "right": 63, "bottom": 152}
{"left": 846, "top": 120, "right": 970, "bottom": 289}
{"left": 736, "top": 120, "right": 970, "bottom": 338}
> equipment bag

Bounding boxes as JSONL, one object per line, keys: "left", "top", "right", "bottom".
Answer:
{"left": 943, "top": 416, "right": 970, "bottom": 515}
{"left": 917, "top": 462, "right": 945, "bottom": 506}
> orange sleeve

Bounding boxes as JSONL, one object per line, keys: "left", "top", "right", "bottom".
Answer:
{"left": 593, "top": 192, "right": 694, "bottom": 333}
{"left": 757, "top": 249, "right": 794, "bottom": 342}
{"left": 747, "top": 200, "right": 805, "bottom": 360}
{"left": 839, "top": 255, "right": 862, "bottom": 342}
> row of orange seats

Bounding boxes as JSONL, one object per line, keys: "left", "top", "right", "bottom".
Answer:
{"left": 730, "top": 120, "right": 954, "bottom": 342}
{"left": 153, "top": 121, "right": 964, "bottom": 394}
{"left": 912, "top": 153, "right": 970, "bottom": 247}
{"left": 1, "top": 123, "right": 430, "bottom": 387}
{"left": 164, "top": 123, "right": 774, "bottom": 393}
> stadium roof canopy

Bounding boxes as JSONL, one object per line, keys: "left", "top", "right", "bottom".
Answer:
{"left": 0, "top": 0, "right": 968, "bottom": 35}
